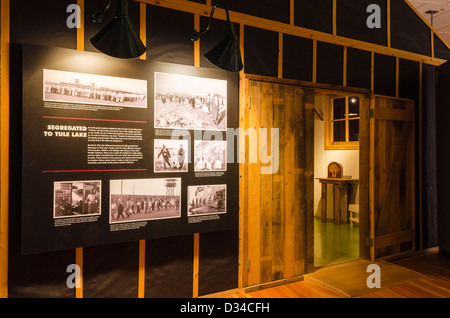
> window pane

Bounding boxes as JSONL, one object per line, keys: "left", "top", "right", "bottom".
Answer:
{"left": 333, "top": 98, "right": 346, "bottom": 120}
{"left": 349, "top": 119, "right": 359, "bottom": 141}
{"left": 348, "top": 96, "right": 360, "bottom": 118}
{"left": 333, "top": 120, "right": 346, "bottom": 142}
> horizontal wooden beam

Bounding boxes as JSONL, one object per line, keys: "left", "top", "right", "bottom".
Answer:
{"left": 375, "top": 229, "right": 414, "bottom": 249}
{"left": 374, "top": 108, "right": 413, "bottom": 122}
{"left": 245, "top": 74, "right": 372, "bottom": 95}
{"left": 136, "top": 0, "right": 446, "bottom": 66}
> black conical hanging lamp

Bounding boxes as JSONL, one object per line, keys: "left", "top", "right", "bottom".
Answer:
{"left": 189, "top": 2, "right": 243, "bottom": 72}
{"left": 90, "top": 0, "right": 146, "bottom": 59}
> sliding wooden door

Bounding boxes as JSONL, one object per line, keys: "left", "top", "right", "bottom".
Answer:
{"left": 241, "top": 79, "right": 314, "bottom": 287}
{"left": 368, "top": 95, "right": 415, "bottom": 261}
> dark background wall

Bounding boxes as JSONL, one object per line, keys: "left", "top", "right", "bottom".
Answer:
{"left": 6, "top": 0, "right": 448, "bottom": 297}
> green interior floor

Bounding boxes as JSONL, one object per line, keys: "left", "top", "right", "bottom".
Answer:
{"left": 314, "top": 217, "right": 359, "bottom": 268}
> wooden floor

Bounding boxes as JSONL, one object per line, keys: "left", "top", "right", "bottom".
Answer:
{"left": 231, "top": 249, "right": 450, "bottom": 298}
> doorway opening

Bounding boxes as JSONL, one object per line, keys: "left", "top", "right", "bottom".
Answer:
{"left": 313, "top": 90, "right": 362, "bottom": 268}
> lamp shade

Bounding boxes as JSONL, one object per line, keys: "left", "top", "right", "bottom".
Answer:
{"left": 90, "top": 0, "right": 146, "bottom": 59}
{"left": 204, "top": 23, "right": 243, "bottom": 72}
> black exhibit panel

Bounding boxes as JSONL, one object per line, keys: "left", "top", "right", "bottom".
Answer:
{"left": 244, "top": 26, "right": 279, "bottom": 77}
{"left": 398, "top": 59, "right": 420, "bottom": 102}
{"left": 390, "top": 0, "right": 431, "bottom": 57}
{"left": 21, "top": 44, "right": 239, "bottom": 255}
{"left": 294, "top": 0, "right": 333, "bottom": 34}
{"left": 212, "top": 0, "right": 290, "bottom": 24}
{"left": 147, "top": 5, "right": 195, "bottom": 66}
{"left": 436, "top": 61, "right": 450, "bottom": 255}
{"left": 10, "top": 0, "right": 76, "bottom": 49}
{"left": 346, "top": 47, "right": 372, "bottom": 90}
{"left": 373, "top": 53, "right": 396, "bottom": 97}
{"left": 84, "top": 0, "right": 141, "bottom": 54}
{"left": 199, "top": 17, "right": 240, "bottom": 69}
{"left": 434, "top": 33, "right": 450, "bottom": 61}
{"left": 337, "top": 0, "right": 387, "bottom": 46}
{"left": 282, "top": 34, "right": 314, "bottom": 82}
{"left": 316, "top": 41, "right": 344, "bottom": 86}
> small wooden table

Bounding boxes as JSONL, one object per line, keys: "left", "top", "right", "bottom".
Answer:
{"left": 317, "top": 178, "right": 359, "bottom": 225}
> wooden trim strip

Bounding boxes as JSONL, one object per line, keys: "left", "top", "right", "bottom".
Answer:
{"left": 290, "top": 0, "right": 294, "bottom": 26}
{"left": 140, "top": 2, "right": 147, "bottom": 60}
{"left": 138, "top": 4, "right": 147, "bottom": 299}
{"left": 431, "top": 30, "right": 435, "bottom": 59}
{"left": 278, "top": 32, "right": 283, "bottom": 78}
{"left": 332, "top": 0, "right": 337, "bottom": 36}
{"left": 0, "top": 0, "right": 10, "bottom": 299}
{"left": 194, "top": 14, "right": 200, "bottom": 67}
{"left": 75, "top": 0, "right": 85, "bottom": 299}
{"left": 75, "top": 247, "right": 83, "bottom": 298}
{"left": 77, "top": 0, "right": 85, "bottom": 51}
{"left": 387, "top": 0, "right": 391, "bottom": 48}
{"left": 193, "top": 233, "right": 199, "bottom": 298}
{"left": 245, "top": 74, "right": 371, "bottom": 95}
{"left": 134, "top": 0, "right": 446, "bottom": 66}
{"left": 138, "top": 240, "right": 146, "bottom": 298}
{"left": 312, "top": 40, "right": 317, "bottom": 83}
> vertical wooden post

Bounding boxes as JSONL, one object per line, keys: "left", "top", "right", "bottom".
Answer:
{"left": 0, "top": 0, "right": 10, "bottom": 299}
{"left": 193, "top": 12, "right": 201, "bottom": 298}
{"left": 290, "top": 0, "right": 294, "bottom": 26}
{"left": 138, "top": 2, "right": 147, "bottom": 299}
{"left": 332, "top": 0, "right": 337, "bottom": 36}
{"left": 75, "top": 0, "right": 85, "bottom": 299}
{"left": 278, "top": 33, "right": 283, "bottom": 79}
{"left": 387, "top": 0, "right": 391, "bottom": 48}
{"left": 312, "top": 40, "right": 317, "bottom": 83}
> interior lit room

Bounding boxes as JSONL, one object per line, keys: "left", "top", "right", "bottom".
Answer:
{"left": 0, "top": 0, "right": 450, "bottom": 307}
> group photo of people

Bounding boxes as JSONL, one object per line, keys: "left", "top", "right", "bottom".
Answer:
{"left": 109, "top": 178, "right": 181, "bottom": 223}
{"left": 53, "top": 181, "right": 101, "bottom": 218}
{"left": 154, "top": 139, "right": 189, "bottom": 172}
{"left": 194, "top": 140, "right": 227, "bottom": 172}
{"left": 154, "top": 72, "right": 227, "bottom": 131}
{"left": 44, "top": 69, "right": 147, "bottom": 108}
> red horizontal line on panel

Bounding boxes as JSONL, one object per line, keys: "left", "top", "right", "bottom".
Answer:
{"left": 42, "top": 169, "right": 148, "bottom": 173}
{"left": 43, "top": 116, "right": 148, "bottom": 124}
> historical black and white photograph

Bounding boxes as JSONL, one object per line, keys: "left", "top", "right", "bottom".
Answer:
{"left": 194, "top": 140, "right": 227, "bottom": 172}
{"left": 187, "top": 185, "right": 226, "bottom": 216}
{"left": 154, "top": 139, "right": 189, "bottom": 173}
{"left": 53, "top": 180, "right": 101, "bottom": 218}
{"left": 154, "top": 72, "right": 227, "bottom": 131}
{"left": 110, "top": 178, "right": 181, "bottom": 223}
{"left": 44, "top": 69, "right": 147, "bottom": 108}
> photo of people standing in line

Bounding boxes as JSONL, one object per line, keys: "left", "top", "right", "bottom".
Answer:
{"left": 53, "top": 181, "right": 101, "bottom": 218}
{"left": 44, "top": 69, "right": 147, "bottom": 108}
{"left": 154, "top": 139, "right": 189, "bottom": 173}
{"left": 110, "top": 178, "right": 181, "bottom": 223}
{"left": 154, "top": 72, "right": 227, "bottom": 131}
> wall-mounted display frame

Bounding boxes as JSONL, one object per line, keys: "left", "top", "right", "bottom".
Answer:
{"left": 21, "top": 44, "right": 239, "bottom": 255}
